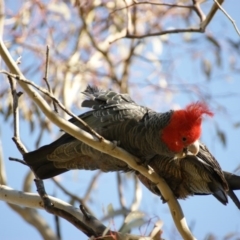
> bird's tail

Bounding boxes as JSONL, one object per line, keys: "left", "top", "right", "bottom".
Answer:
{"left": 224, "top": 171, "right": 240, "bottom": 209}
{"left": 23, "top": 135, "right": 70, "bottom": 179}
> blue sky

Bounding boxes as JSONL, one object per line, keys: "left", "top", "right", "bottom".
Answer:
{"left": 1, "top": 1, "right": 240, "bottom": 239}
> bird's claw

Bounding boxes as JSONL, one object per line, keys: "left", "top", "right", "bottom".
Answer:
{"left": 161, "top": 196, "right": 168, "bottom": 203}
{"left": 111, "top": 140, "right": 120, "bottom": 150}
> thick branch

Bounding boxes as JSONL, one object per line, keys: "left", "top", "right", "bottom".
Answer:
{"left": 0, "top": 185, "right": 159, "bottom": 240}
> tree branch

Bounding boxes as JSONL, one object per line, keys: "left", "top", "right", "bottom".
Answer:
{"left": 52, "top": 178, "right": 93, "bottom": 215}
{"left": 111, "top": 1, "right": 193, "bottom": 15}
{"left": 130, "top": 175, "right": 142, "bottom": 212}
{"left": 43, "top": 46, "right": 58, "bottom": 112}
{"left": 213, "top": 0, "right": 240, "bottom": 36}
{"left": 82, "top": 170, "right": 101, "bottom": 203}
{"left": 200, "top": 0, "right": 224, "bottom": 30}
{"left": 0, "top": 40, "right": 196, "bottom": 239}
{"left": 109, "top": 0, "right": 225, "bottom": 43}
{"left": 0, "top": 185, "right": 161, "bottom": 240}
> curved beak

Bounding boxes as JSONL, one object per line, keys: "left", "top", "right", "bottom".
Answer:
{"left": 188, "top": 140, "right": 200, "bottom": 155}
{"left": 175, "top": 140, "right": 200, "bottom": 159}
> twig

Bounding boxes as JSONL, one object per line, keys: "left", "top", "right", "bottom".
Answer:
{"left": 111, "top": 1, "right": 193, "bottom": 15}
{"left": 213, "top": 0, "right": 240, "bottom": 36}
{"left": 1, "top": 71, "right": 103, "bottom": 141}
{"left": 52, "top": 178, "right": 94, "bottom": 215}
{"left": 123, "top": 0, "right": 131, "bottom": 35}
{"left": 80, "top": 205, "right": 91, "bottom": 221}
{"left": 130, "top": 175, "right": 142, "bottom": 211}
{"left": 52, "top": 178, "right": 84, "bottom": 203}
{"left": 149, "top": 220, "right": 163, "bottom": 240}
{"left": 43, "top": 46, "right": 50, "bottom": 90}
{"left": 43, "top": 46, "right": 58, "bottom": 112}
{"left": 110, "top": 27, "right": 202, "bottom": 43}
{"left": 192, "top": 0, "right": 205, "bottom": 21}
{"left": 8, "top": 72, "right": 38, "bottom": 178}
{"left": 117, "top": 172, "right": 127, "bottom": 211}
{"left": 8, "top": 76, "right": 27, "bottom": 154}
{"left": 109, "top": 1, "right": 200, "bottom": 43}
{"left": 54, "top": 215, "right": 61, "bottom": 240}
{"left": 80, "top": 205, "right": 111, "bottom": 238}
{"left": 200, "top": 0, "right": 224, "bottom": 30}
{"left": 35, "top": 179, "right": 54, "bottom": 208}
{"left": 9, "top": 75, "right": 20, "bottom": 139}
{"left": 82, "top": 170, "right": 101, "bottom": 203}
{"left": 109, "top": 0, "right": 224, "bottom": 43}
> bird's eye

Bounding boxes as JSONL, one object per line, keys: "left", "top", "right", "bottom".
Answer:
{"left": 182, "top": 137, "right": 187, "bottom": 142}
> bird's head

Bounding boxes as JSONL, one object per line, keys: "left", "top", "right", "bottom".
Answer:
{"left": 161, "top": 102, "right": 213, "bottom": 157}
